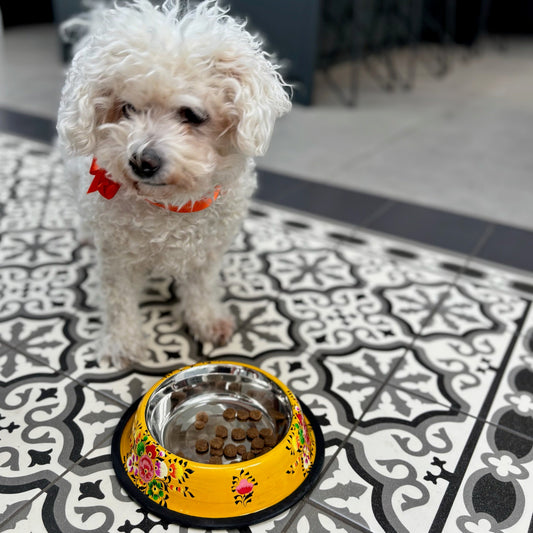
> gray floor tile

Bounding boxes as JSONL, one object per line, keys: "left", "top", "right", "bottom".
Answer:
{"left": 476, "top": 224, "right": 533, "bottom": 273}
{"left": 367, "top": 201, "right": 490, "bottom": 255}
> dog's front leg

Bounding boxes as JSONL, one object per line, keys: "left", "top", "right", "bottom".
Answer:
{"left": 97, "top": 256, "right": 147, "bottom": 366}
{"left": 179, "top": 260, "right": 235, "bottom": 347}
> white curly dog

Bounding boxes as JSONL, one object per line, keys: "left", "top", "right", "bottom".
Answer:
{"left": 57, "top": 0, "right": 291, "bottom": 366}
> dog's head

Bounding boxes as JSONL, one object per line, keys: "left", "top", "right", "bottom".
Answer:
{"left": 57, "top": 0, "right": 291, "bottom": 202}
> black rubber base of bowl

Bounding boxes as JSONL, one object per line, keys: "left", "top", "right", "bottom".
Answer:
{"left": 111, "top": 397, "right": 325, "bottom": 529}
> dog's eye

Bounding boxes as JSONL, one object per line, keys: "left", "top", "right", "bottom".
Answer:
{"left": 179, "top": 106, "right": 208, "bottom": 125}
{"left": 122, "top": 103, "right": 136, "bottom": 118}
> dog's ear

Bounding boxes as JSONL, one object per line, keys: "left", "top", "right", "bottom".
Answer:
{"left": 57, "top": 55, "right": 112, "bottom": 156}
{"left": 222, "top": 52, "right": 291, "bottom": 157}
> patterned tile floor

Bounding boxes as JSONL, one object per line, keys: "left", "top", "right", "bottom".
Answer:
{"left": 1, "top": 132, "right": 533, "bottom": 533}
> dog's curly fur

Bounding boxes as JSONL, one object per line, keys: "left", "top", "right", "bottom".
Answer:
{"left": 57, "top": 0, "right": 291, "bottom": 366}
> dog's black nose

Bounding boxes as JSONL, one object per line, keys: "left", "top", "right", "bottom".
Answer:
{"left": 129, "top": 149, "right": 162, "bottom": 179}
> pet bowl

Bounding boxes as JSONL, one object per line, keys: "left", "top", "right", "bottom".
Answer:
{"left": 112, "top": 361, "right": 324, "bottom": 529}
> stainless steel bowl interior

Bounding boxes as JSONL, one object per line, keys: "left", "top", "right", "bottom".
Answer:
{"left": 145, "top": 364, "right": 292, "bottom": 463}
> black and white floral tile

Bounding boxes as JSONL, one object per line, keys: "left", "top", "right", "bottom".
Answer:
{"left": 0, "top": 131, "right": 532, "bottom": 533}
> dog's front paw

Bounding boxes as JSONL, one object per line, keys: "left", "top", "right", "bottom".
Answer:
{"left": 98, "top": 333, "right": 147, "bottom": 368}
{"left": 209, "top": 316, "right": 236, "bottom": 346}
{"left": 188, "top": 315, "right": 236, "bottom": 347}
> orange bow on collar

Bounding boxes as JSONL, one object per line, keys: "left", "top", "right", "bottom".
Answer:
{"left": 87, "top": 158, "right": 121, "bottom": 199}
{"left": 87, "top": 159, "right": 221, "bottom": 213}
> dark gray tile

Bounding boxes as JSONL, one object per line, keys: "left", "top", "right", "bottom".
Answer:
{"left": 368, "top": 201, "right": 490, "bottom": 255}
{"left": 256, "top": 168, "right": 308, "bottom": 204}
{"left": 257, "top": 170, "right": 390, "bottom": 226}
{"left": 0, "top": 108, "right": 56, "bottom": 144}
{"left": 476, "top": 224, "right": 533, "bottom": 272}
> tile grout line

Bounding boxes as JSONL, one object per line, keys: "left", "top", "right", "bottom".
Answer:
{"left": 38, "top": 155, "right": 60, "bottom": 229}
{"left": 302, "top": 373, "right": 395, "bottom": 496}
{"left": 358, "top": 199, "right": 396, "bottom": 228}
{"left": 463, "top": 222, "right": 496, "bottom": 270}
{"left": 307, "top": 499, "right": 374, "bottom": 533}
{"left": 280, "top": 499, "right": 307, "bottom": 533}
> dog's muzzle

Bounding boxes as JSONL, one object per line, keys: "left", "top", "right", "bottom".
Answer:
{"left": 129, "top": 149, "right": 162, "bottom": 180}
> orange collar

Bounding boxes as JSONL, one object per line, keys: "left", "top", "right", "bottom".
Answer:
{"left": 87, "top": 158, "right": 221, "bottom": 213}
{"left": 145, "top": 187, "right": 221, "bottom": 213}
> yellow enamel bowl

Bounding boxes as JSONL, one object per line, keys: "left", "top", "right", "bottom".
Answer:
{"left": 111, "top": 361, "right": 324, "bottom": 529}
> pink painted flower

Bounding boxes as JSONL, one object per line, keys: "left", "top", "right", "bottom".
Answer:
{"left": 235, "top": 478, "right": 254, "bottom": 495}
{"left": 138, "top": 455, "right": 155, "bottom": 484}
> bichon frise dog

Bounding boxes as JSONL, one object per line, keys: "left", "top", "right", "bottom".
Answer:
{"left": 57, "top": 0, "right": 291, "bottom": 366}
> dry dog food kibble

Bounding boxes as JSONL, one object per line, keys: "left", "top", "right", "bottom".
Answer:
{"left": 259, "top": 428, "right": 273, "bottom": 439}
{"left": 264, "top": 434, "right": 277, "bottom": 447}
{"left": 237, "top": 409, "right": 249, "bottom": 421}
{"left": 231, "top": 428, "right": 246, "bottom": 441}
{"left": 210, "top": 437, "right": 224, "bottom": 450}
{"left": 269, "top": 409, "right": 285, "bottom": 421}
{"left": 215, "top": 425, "right": 228, "bottom": 439}
{"left": 223, "top": 408, "right": 236, "bottom": 421}
{"left": 249, "top": 409, "right": 262, "bottom": 421}
{"left": 195, "top": 439, "right": 209, "bottom": 454}
{"left": 223, "top": 444, "right": 237, "bottom": 459}
{"left": 251, "top": 437, "right": 265, "bottom": 450}
{"left": 196, "top": 411, "right": 209, "bottom": 423}
{"left": 193, "top": 405, "right": 279, "bottom": 464}
{"left": 170, "top": 391, "right": 186, "bottom": 409}
{"left": 246, "top": 427, "right": 259, "bottom": 440}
